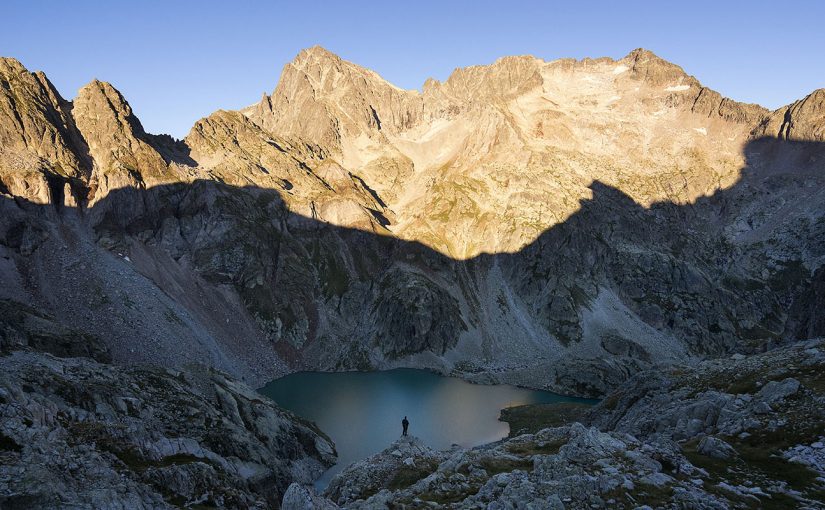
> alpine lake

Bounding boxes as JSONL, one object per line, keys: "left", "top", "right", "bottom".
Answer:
{"left": 259, "top": 369, "right": 596, "bottom": 488}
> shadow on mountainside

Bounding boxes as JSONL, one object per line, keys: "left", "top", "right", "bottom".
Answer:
{"left": 0, "top": 136, "right": 823, "bottom": 396}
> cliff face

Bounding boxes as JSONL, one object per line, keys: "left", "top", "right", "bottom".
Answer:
{"left": 0, "top": 58, "right": 90, "bottom": 205}
{"left": 755, "top": 88, "right": 825, "bottom": 142}
{"left": 0, "top": 50, "right": 824, "bottom": 397}
{"left": 247, "top": 46, "right": 776, "bottom": 259}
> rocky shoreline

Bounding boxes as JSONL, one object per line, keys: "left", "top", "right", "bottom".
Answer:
{"left": 283, "top": 339, "right": 825, "bottom": 509}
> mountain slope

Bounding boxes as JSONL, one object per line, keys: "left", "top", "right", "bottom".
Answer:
{"left": 0, "top": 50, "right": 823, "bottom": 396}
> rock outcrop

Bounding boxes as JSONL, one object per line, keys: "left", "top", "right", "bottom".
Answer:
{"left": 0, "top": 57, "right": 90, "bottom": 204}
{"left": 755, "top": 88, "right": 825, "bottom": 142}
{"left": 0, "top": 329, "right": 336, "bottom": 508}
{"left": 72, "top": 79, "right": 176, "bottom": 201}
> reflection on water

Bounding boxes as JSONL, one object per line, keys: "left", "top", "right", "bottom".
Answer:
{"left": 259, "top": 369, "right": 594, "bottom": 489}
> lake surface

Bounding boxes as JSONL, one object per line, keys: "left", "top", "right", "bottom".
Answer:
{"left": 259, "top": 369, "right": 594, "bottom": 488}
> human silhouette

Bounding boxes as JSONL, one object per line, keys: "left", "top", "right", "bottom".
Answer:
{"left": 402, "top": 416, "right": 409, "bottom": 436}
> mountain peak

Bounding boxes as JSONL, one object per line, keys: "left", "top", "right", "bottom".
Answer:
{"left": 76, "top": 78, "right": 147, "bottom": 136}
{"left": 290, "top": 45, "right": 344, "bottom": 69}
{"left": 620, "top": 47, "right": 692, "bottom": 88}
{"left": 299, "top": 45, "right": 339, "bottom": 58}
{"left": 755, "top": 87, "right": 825, "bottom": 142}
{"left": 0, "top": 56, "right": 27, "bottom": 73}
{"left": 0, "top": 56, "right": 91, "bottom": 191}
{"left": 624, "top": 47, "right": 662, "bottom": 62}
{"left": 73, "top": 77, "right": 172, "bottom": 198}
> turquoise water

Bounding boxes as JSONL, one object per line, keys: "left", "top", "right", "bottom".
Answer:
{"left": 259, "top": 368, "right": 594, "bottom": 488}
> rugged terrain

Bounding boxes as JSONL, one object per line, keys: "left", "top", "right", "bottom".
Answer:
{"left": 1, "top": 46, "right": 825, "bottom": 508}
{"left": 282, "top": 338, "right": 825, "bottom": 509}
{"left": 0, "top": 301, "right": 336, "bottom": 508}
{"left": 1, "top": 47, "right": 824, "bottom": 397}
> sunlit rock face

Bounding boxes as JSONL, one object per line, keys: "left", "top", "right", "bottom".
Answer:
{"left": 0, "top": 50, "right": 824, "bottom": 396}
{"left": 246, "top": 47, "right": 775, "bottom": 259}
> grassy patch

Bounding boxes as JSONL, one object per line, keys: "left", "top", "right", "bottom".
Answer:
{"left": 683, "top": 434, "right": 823, "bottom": 508}
{"left": 477, "top": 456, "right": 533, "bottom": 475}
{"left": 309, "top": 240, "right": 350, "bottom": 299}
{"left": 88, "top": 282, "right": 111, "bottom": 309}
{"left": 418, "top": 485, "right": 481, "bottom": 505}
{"left": 570, "top": 284, "right": 593, "bottom": 310}
{"left": 163, "top": 308, "right": 184, "bottom": 325}
{"left": 605, "top": 482, "right": 674, "bottom": 508}
{"left": 796, "top": 364, "right": 825, "bottom": 394}
{"left": 112, "top": 449, "right": 211, "bottom": 472}
{"left": 768, "top": 260, "right": 808, "bottom": 292}
{"left": 506, "top": 439, "right": 566, "bottom": 456}
{"left": 599, "top": 392, "right": 621, "bottom": 411}
{"left": 387, "top": 458, "right": 439, "bottom": 490}
{"left": 66, "top": 421, "right": 210, "bottom": 473}
{"left": 500, "top": 402, "right": 591, "bottom": 437}
{"left": 724, "top": 371, "right": 763, "bottom": 395}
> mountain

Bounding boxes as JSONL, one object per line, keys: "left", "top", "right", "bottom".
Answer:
{"left": 1, "top": 49, "right": 824, "bottom": 400}
{"left": 2, "top": 46, "right": 825, "bottom": 509}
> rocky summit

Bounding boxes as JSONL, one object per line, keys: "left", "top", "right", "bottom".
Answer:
{"left": 1, "top": 46, "right": 824, "bottom": 508}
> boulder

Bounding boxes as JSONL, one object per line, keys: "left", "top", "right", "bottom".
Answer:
{"left": 756, "top": 378, "right": 800, "bottom": 404}
{"left": 697, "top": 436, "right": 737, "bottom": 460}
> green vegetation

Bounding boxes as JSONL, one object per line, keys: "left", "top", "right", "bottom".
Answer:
{"left": 68, "top": 421, "right": 213, "bottom": 474}
{"left": 307, "top": 239, "right": 350, "bottom": 299}
{"left": 418, "top": 485, "right": 482, "bottom": 505}
{"left": 569, "top": 284, "right": 593, "bottom": 310}
{"left": 721, "top": 274, "right": 765, "bottom": 293}
{"left": 477, "top": 456, "right": 533, "bottom": 475}
{"left": 605, "top": 482, "right": 674, "bottom": 508}
{"left": 796, "top": 363, "right": 825, "bottom": 394}
{"left": 163, "top": 308, "right": 184, "bottom": 325}
{"left": 120, "top": 291, "right": 136, "bottom": 309}
{"left": 112, "top": 450, "right": 209, "bottom": 472}
{"left": 682, "top": 431, "right": 825, "bottom": 509}
{"left": 500, "top": 402, "right": 591, "bottom": 437}
{"left": 89, "top": 282, "right": 111, "bottom": 309}
{"left": 408, "top": 451, "right": 535, "bottom": 505}
{"left": 768, "top": 260, "right": 808, "bottom": 292}
{"left": 506, "top": 438, "right": 566, "bottom": 456}
{"left": 388, "top": 458, "right": 440, "bottom": 491}
{"left": 599, "top": 392, "right": 622, "bottom": 411}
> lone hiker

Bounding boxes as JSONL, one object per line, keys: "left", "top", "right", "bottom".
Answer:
{"left": 402, "top": 416, "right": 409, "bottom": 436}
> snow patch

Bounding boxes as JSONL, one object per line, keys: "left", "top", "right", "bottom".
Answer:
{"left": 613, "top": 65, "right": 629, "bottom": 75}
{"left": 694, "top": 127, "right": 707, "bottom": 136}
{"left": 665, "top": 84, "right": 691, "bottom": 92}
{"left": 652, "top": 110, "right": 667, "bottom": 116}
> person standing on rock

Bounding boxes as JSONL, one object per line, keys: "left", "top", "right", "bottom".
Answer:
{"left": 402, "top": 416, "right": 409, "bottom": 436}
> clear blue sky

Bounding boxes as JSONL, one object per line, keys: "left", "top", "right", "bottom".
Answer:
{"left": 3, "top": 0, "right": 823, "bottom": 139}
